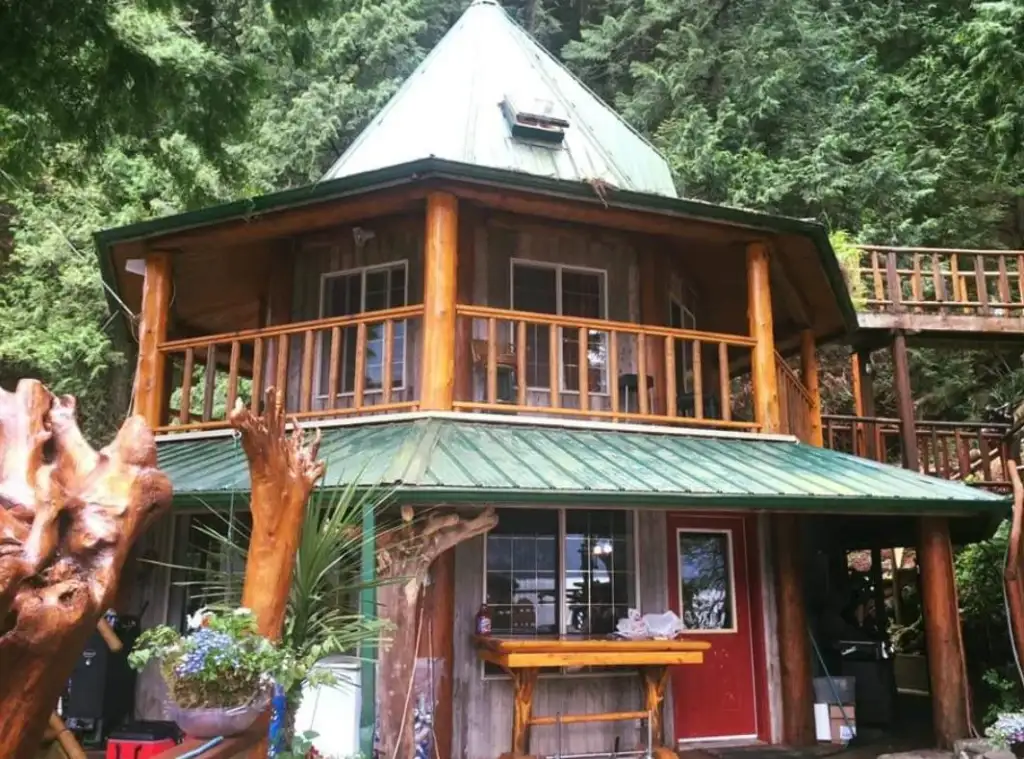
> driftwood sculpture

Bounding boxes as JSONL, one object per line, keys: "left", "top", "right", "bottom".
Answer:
{"left": 377, "top": 506, "right": 498, "bottom": 759}
{"left": 0, "top": 379, "right": 172, "bottom": 759}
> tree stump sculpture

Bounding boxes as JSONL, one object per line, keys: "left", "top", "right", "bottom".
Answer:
{"left": 376, "top": 506, "right": 498, "bottom": 759}
{"left": 0, "top": 379, "right": 172, "bottom": 759}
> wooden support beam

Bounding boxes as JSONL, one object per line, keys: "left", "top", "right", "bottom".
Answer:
{"left": 918, "top": 516, "right": 969, "bottom": 749}
{"left": 419, "top": 550, "right": 455, "bottom": 759}
{"left": 421, "top": 192, "right": 459, "bottom": 410}
{"left": 134, "top": 252, "right": 173, "bottom": 427}
{"left": 639, "top": 248, "right": 667, "bottom": 415}
{"left": 891, "top": 332, "right": 920, "bottom": 468}
{"left": 799, "top": 330, "right": 823, "bottom": 446}
{"left": 773, "top": 513, "right": 815, "bottom": 746}
{"left": 747, "top": 242, "right": 780, "bottom": 432}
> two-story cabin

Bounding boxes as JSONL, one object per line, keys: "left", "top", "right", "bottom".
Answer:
{"left": 95, "top": 2, "right": 1006, "bottom": 757}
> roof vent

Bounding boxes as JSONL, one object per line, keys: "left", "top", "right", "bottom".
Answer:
{"left": 500, "top": 94, "right": 569, "bottom": 144}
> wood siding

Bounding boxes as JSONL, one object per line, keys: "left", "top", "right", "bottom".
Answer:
{"left": 452, "top": 510, "right": 670, "bottom": 759}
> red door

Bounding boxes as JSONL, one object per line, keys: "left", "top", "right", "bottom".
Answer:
{"left": 668, "top": 514, "right": 760, "bottom": 742}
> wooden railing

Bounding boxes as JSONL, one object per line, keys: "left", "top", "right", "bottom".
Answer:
{"left": 857, "top": 245, "right": 1024, "bottom": 315}
{"left": 776, "top": 352, "right": 814, "bottom": 443}
{"left": 157, "top": 305, "right": 423, "bottom": 432}
{"left": 453, "top": 304, "right": 759, "bottom": 429}
{"left": 822, "top": 414, "right": 1014, "bottom": 489}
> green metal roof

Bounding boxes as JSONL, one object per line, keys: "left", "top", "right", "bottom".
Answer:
{"left": 156, "top": 416, "right": 1007, "bottom": 514}
{"left": 322, "top": 0, "right": 677, "bottom": 196}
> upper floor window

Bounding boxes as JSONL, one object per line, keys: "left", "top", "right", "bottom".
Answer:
{"left": 510, "top": 261, "right": 608, "bottom": 393}
{"left": 318, "top": 262, "right": 407, "bottom": 397}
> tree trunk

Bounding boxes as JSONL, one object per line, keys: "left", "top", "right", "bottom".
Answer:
{"left": 0, "top": 379, "right": 172, "bottom": 759}
{"left": 376, "top": 508, "right": 497, "bottom": 759}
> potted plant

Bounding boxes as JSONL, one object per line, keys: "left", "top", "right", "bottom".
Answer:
{"left": 986, "top": 713, "right": 1024, "bottom": 758}
{"left": 129, "top": 606, "right": 293, "bottom": 738}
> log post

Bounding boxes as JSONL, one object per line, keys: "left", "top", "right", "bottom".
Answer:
{"left": 799, "top": 330, "right": 823, "bottom": 447}
{"left": 639, "top": 249, "right": 667, "bottom": 415}
{"left": 134, "top": 252, "right": 173, "bottom": 427}
{"left": 747, "top": 242, "right": 780, "bottom": 433}
{"left": 891, "top": 332, "right": 920, "bottom": 469}
{"left": 773, "top": 513, "right": 816, "bottom": 746}
{"left": 419, "top": 550, "right": 456, "bottom": 759}
{"left": 918, "top": 516, "right": 969, "bottom": 748}
{"left": 421, "top": 192, "right": 459, "bottom": 411}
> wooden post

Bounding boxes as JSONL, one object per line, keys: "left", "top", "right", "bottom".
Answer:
{"left": 773, "top": 513, "right": 815, "bottom": 746}
{"left": 747, "top": 242, "right": 780, "bottom": 432}
{"left": 891, "top": 332, "right": 919, "bottom": 469}
{"left": 421, "top": 192, "right": 459, "bottom": 411}
{"left": 799, "top": 330, "right": 823, "bottom": 447}
{"left": 852, "top": 349, "right": 878, "bottom": 459}
{"left": 133, "top": 252, "right": 173, "bottom": 427}
{"left": 419, "top": 550, "right": 455, "bottom": 759}
{"left": 918, "top": 516, "right": 969, "bottom": 748}
{"left": 639, "top": 249, "right": 667, "bottom": 415}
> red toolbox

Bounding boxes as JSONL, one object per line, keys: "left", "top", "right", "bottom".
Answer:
{"left": 106, "top": 722, "right": 179, "bottom": 759}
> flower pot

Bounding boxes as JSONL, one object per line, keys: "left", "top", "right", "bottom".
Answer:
{"left": 1011, "top": 742, "right": 1024, "bottom": 759}
{"left": 167, "top": 691, "right": 270, "bottom": 739}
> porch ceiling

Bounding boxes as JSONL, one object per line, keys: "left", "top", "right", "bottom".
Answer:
{"left": 155, "top": 414, "right": 1007, "bottom": 514}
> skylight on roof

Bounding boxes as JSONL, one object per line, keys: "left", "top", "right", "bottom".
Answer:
{"left": 500, "top": 94, "right": 569, "bottom": 144}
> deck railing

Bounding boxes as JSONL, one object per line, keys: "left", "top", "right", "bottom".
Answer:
{"left": 453, "top": 304, "right": 759, "bottom": 429}
{"left": 857, "top": 245, "right": 1024, "bottom": 315}
{"left": 157, "top": 305, "right": 423, "bottom": 432}
{"left": 776, "top": 352, "right": 814, "bottom": 443}
{"left": 822, "top": 414, "right": 1014, "bottom": 489}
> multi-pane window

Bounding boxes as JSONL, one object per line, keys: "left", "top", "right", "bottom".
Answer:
{"left": 318, "top": 263, "right": 407, "bottom": 397}
{"left": 484, "top": 508, "right": 636, "bottom": 638}
{"left": 511, "top": 262, "right": 608, "bottom": 394}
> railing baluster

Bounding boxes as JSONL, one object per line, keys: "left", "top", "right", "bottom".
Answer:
{"left": 1018, "top": 254, "right": 1024, "bottom": 307}
{"left": 872, "top": 251, "right": 885, "bottom": 303}
{"left": 353, "top": 322, "right": 367, "bottom": 409}
{"left": 719, "top": 343, "right": 731, "bottom": 422}
{"left": 931, "top": 253, "right": 946, "bottom": 311}
{"left": 226, "top": 340, "right": 241, "bottom": 412}
{"left": 179, "top": 348, "right": 194, "bottom": 425}
{"left": 974, "top": 254, "right": 991, "bottom": 314}
{"left": 977, "top": 430, "right": 993, "bottom": 482}
{"left": 383, "top": 320, "right": 394, "bottom": 405}
{"left": 548, "top": 323, "right": 560, "bottom": 408}
{"left": 912, "top": 253, "right": 923, "bottom": 309}
{"left": 826, "top": 417, "right": 835, "bottom": 450}
{"left": 577, "top": 326, "right": 589, "bottom": 412}
{"left": 203, "top": 344, "right": 217, "bottom": 422}
{"left": 692, "top": 340, "right": 703, "bottom": 419}
{"left": 950, "top": 254, "right": 962, "bottom": 307}
{"left": 998, "top": 255, "right": 1011, "bottom": 306}
{"left": 516, "top": 320, "right": 527, "bottom": 407}
{"left": 930, "top": 427, "right": 940, "bottom": 476}
{"left": 885, "top": 249, "right": 902, "bottom": 312}
{"left": 328, "top": 326, "right": 341, "bottom": 407}
{"left": 487, "top": 317, "right": 498, "bottom": 405}
{"left": 637, "top": 332, "right": 648, "bottom": 416}
{"left": 275, "top": 335, "right": 289, "bottom": 407}
{"left": 300, "top": 330, "right": 314, "bottom": 412}
{"left": 609, "top": 331, "right": 619, "bottom": 418}
{"left": 250, "top": 338, "right": 263, "bottom": 413}
{"left": 664, "top": 336, "right": 676, "bottom": 418}
{"left": 954, "top": 429, "right": 970, "bottom": 478}
{"left": 939, "top": 432, "right": 951, "bottom": 478}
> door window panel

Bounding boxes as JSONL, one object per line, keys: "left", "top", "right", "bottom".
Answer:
{"left": 677, "top": 530, "right": 735, "bottom": 631}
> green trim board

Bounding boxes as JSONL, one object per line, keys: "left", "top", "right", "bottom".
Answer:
{"left": 155, "top": 415, "right": 1007, "bottom": 515}
{"left": 93, "top": 156, "right": 858, "bottom": 340}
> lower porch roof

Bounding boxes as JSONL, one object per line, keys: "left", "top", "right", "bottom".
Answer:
{"left": 154, "top": 413, "right": 1008, "bottom": 515}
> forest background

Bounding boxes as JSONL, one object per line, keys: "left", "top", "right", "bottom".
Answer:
{"left": 4, "top": 0, "right": 1024, "bottom": 720}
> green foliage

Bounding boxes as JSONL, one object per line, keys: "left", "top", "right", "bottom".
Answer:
{"left": 829, "top": 231, "right": 865, "bottom": 308}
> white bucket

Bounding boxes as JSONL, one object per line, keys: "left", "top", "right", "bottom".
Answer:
{"left": 294, "top": 655, "right": 362, "bottom": 759}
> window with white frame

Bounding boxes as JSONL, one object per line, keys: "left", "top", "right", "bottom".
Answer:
{"left": 510, "top": 261, "right": 608, "bottom": 393}
{"left": 318, "top": 262, "right": 407, "bottom": 397}
{"left": 670, "top": 295, "right": 697, "bottom": 393}
{"left": 484, "top": 508, "right": 636, "bottom": 638}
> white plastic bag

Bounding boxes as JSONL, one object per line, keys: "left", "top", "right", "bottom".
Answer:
{"left": 643, "top": 611, "right": 684, "bottom": 640}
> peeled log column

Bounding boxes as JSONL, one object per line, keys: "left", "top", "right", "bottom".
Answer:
{"left": 0, "top": 380, "right": 172, "bottom": 759}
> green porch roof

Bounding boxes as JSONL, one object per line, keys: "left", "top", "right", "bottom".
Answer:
{"left": 156, "top": 416, "right": 1007, "bottom": 514}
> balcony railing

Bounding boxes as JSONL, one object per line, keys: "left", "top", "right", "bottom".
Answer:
{"left": 453, "top": 305, "right": 759, "bottom": 429}
{"left": 158, "top": 305, "right": 424, "bottom": 432}
{"left": 857, "top": 245, "right": 1024, "bottom": 316}
{"left": 776, "top": 352, "right": 815, "bottom": 443}
{"left": 822, "top": 414, "right": 1014, "bottom": 489}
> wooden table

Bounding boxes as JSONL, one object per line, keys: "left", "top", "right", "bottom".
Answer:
{"left": 475, "top": 636, "right": 710, "bottom": 759}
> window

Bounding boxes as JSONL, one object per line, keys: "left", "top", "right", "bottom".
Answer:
{"left": 318, "top": 262, "right": 407, "bottom": 397}
{"left": 484, "top": 508, "right": 636, "bottom": 638}
{"left": 670, "top": 296, "right": 697, "bottom": 393}
{"left": 676, "top": 530, "right": 735, "bottom": 631}
{"left": 510, "top": 262, "right": 608, "bottom": 393}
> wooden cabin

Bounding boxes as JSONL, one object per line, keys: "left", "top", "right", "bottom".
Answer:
{"left": 96, "top": 1, "right": 1010, "bottom": 756}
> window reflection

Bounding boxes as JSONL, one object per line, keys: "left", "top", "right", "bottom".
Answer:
{"left": 678, "top": 531, "right": 734, "bottom": 630}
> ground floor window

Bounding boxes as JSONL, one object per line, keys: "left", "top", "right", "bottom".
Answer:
{"left": 484, "top": 508, "right": 636, "bottom": 637}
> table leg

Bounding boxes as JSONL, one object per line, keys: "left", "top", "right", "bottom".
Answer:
{"left": 511, "top": 667, "right": 539, "bottom": 757}
{"left": 641, "top": 666, "right": 677, "bottom": 759}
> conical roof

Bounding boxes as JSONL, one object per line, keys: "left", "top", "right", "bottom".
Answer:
{"left": 322, "top": 0, "right": 677, "bottom": 197}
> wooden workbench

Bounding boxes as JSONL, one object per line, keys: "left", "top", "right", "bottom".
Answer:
{"left": 475, "top": 636, "right": 710, "bottom": 759}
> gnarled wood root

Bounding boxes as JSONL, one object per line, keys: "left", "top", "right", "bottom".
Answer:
{"left": 0, "top": 380, "right": 171, "bottom": 759}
